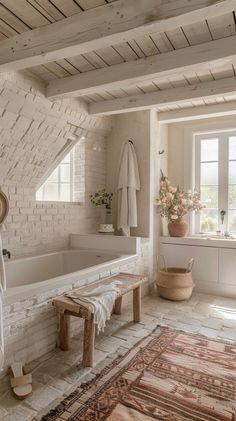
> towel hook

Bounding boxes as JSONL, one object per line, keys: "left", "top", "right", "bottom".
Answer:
{"left": 158, "top": 149, "right": 165, "bottom": 155}
{"left": 128, "top": 139, "right": 133, "bottom": 144}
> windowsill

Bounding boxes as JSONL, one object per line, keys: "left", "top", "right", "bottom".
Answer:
{"left": 160, "top": 235, "right": 236, "bottom": 249}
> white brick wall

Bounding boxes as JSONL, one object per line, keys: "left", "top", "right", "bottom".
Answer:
{"left": 0, "top": 71, "right": 111, "bottom": 258}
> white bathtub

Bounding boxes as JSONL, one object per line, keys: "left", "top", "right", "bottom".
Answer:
{"left": 4, "top": 248, "right": 137, "bottom": 304}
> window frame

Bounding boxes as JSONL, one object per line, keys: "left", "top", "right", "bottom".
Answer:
{"left": 194, "top": 129, "right": 236, "bottom": 234}
{"left": 36, "top": 150, "right": 74, "bottom": 202}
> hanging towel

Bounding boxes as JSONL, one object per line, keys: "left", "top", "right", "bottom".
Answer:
{"left": 0, "top": 225, "right": 6, "bottom": 371}
{"left": 117, "top": 141, "right": 140, "bottom": 236}
{"left": 66, "top": 281, "right": 121, "bottom": 332}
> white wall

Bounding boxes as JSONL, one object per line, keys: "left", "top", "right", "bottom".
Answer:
{"left": 106, "top": 110, "right": 151, "bottom": 237}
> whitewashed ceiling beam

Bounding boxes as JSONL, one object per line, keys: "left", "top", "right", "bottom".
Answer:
{"left": 0, "top": 0, "right": 235, "bottom": 71}
{"left": 158, "top": 101, "right": 236, "bottom": 123}
{"left": 47, "top": 35, "right": 236, "bottom": 98}
{"left": 88, "top": 77, "right": 236, "bottom": 115}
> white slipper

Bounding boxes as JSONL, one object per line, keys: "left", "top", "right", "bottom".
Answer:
{"left": 10, "top": 363, "right": 32, "bottom": 399}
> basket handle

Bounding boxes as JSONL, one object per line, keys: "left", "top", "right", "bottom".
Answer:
{"left": 186, "top": 258, "right": 194, "bottom": 273}
{"left": 156, "top": 254, "right": 167, "bottom": 272}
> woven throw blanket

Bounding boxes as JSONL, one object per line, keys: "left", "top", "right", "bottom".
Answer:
{"left": 65, "top": 281, "right": 122, "bottom": 332}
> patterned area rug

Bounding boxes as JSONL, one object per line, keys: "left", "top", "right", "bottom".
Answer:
{"left": 42, "top": 327, "right": 236, "bottom": 421}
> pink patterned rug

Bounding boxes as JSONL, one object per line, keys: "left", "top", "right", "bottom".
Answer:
{"left": 42, "top": 327, "right": 236, "bottom": 420}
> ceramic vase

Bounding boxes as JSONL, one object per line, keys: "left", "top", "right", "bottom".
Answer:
{"left": 168, "top": 220, "right": 188, "bottom": 237}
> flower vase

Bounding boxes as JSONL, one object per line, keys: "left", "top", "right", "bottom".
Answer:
{"left": 168, "top": 220, "right": 188, "bottom": 237}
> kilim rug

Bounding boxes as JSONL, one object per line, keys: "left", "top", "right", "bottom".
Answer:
{"left": 42, "top": 327, "right": 236, "bottom": 421}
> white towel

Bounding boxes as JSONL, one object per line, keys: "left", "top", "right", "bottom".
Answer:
{"left": 117, "top": 142, "right": 140, "bottom": 236}
{"left": 0, "top": 226, "right": 6, "bottom": 371}
{"left": 66, "top": 281, "right": 121, "bottom": 332}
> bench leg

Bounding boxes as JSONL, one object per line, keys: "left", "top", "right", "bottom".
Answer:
{"left": 133, "top": 286, "right": 141, "bottom": 322}
{"left": 83, "top": 315, "right": 95, "bottom": 367}
{"left": 59, "top": 313, "right": 70, "bottom": 351}
{"left": 113, "top": 296, "right": 122, "bottom": 315}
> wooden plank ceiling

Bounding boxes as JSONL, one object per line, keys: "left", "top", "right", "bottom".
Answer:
{"left": 0, "top": 0, "right": 236, "bottom": 112}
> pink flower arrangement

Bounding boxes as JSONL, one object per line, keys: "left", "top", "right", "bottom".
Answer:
{"left": 155, "top": 172, "right": 205, "bottom": 223}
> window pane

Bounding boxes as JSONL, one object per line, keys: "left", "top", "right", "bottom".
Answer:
{"left": 36, "top": 186, "right": 43, "bottom": 201}
{"left": 201, "top": 185, "right": 218, "bottom": 208}
{"left": 228, "top": 210, "right": 236, "bottom": 232}
{"left": 61, "top": 153, "right": 70, "bottom": 164}
{"left": 60, "top": 164, "right": 70, "bottom": 182}
{"left": 228, "top": 185, "right": 236, "bottom": 209}
{"left": 47, "top": 167, "right": 58, "bottom": 182}
{"left": 229, "top": 136, "right": 236, "bottom": 160}
{"left": 44, "top": 182, "right": 59, "bottom": 201}
{"left": 200, "top": 209, "right": 218, "bottom": 233}
{"left": 60, "top": 183, "right": 70, "bottom": 201}
{"left": 201, "top": 138, "right": 218, "bottom": 162}
{"left": 229, "top": 161, "right": 236, "bottom": 184}
{"left": 201, "top": 162, "right": 218, "bottom": 185}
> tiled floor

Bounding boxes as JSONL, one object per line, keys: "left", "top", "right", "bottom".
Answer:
{"left": 0, "top": 291, "right": 236, "bottom": 420}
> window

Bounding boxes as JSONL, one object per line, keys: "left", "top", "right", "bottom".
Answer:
{"left": 36, "top": 152, "right": 72, "bottom": 202}
{"left": 195, "top": 131, "right": 236, "bottom": 233}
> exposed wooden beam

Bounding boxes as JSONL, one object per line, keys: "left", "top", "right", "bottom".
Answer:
{"left": 158, "top": 101, "right": 236, "bottom": 123}
{"left": 88, "top": 77, "right": 236, "bottom": 115}
{"left": 0, "top": 0, "right": 235, "bottom": 71}
{"left": 47, "top": 35, "right": 236, "bottom": 98}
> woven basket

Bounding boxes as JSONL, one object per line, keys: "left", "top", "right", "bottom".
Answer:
{"left": 156, "top": 256, "right": 195, "bottom": 301}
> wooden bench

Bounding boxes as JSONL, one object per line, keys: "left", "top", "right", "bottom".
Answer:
{"left": 53, "top": 273, "right": 147, "bottom": 367}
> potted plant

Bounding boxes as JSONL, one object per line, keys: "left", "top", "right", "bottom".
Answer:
{"left": 155, "top": 172, "right": 205, "bottom": 237}
{"left": 90, "top": 189, "right": 114, "bottom": 233}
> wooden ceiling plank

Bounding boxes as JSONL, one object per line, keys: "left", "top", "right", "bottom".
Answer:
{"left": 29, "top": 64, "right": 58, "bottom": 81}
{"left": 168, "top": 75, "right": 189, "bottom": 88}
{"left": 49, "top": 0, "right": 82, "bottom": 17}
{"left": 196, "top": 69, "right": 214, "bottom": 82}
{"left": 136, "top": 81, "right": 159, "bottom": 94}
{"left": 76, "top": 0, "right": 107, "bottom": 10}
{"left": 211, "top": 65, "right": 235, "bottom": 79}
{"left": 0, "top": 0, "right": 50, "bottom": 28}
{"left": 27, "top": 0, "right": 65, "bottom": 21}
{"left": 0, "top": 4, "right": 30, "bottom": 33}
{"left": 94, "top": 46, "right": 124, "bottom": 66}
{"left": 1, "top": 0, "right": 235, "bottom": 71}
{"left": 164, "top": 27, "right": 189, "bottom": 49}
{"left": 121, "top": 86, "right": 143, "bottom": 96}
{"left": 55, "top": 59, "right": 81, "bottom": 75}
{"left": 152, "top": 78, "right": 173, "bottom": 90}
{"left": 112, "top": 42, "right": 139, "bottom": 61}
{"left": 184, "top": 72, "right": 200, "bottom": 85}
{"left": 0, "top": 19, "right": 19, "bottom": 38}
{"left": 158, "top": 100, "right": 236, "bottom": 123}
{"left": 105, "top": 88, "right": 128, "bottom": 98}
{"left": 65, "top": 55, "right": 95, "bottom": 72}
{"left": 207, "top": 12, "right": 236, "bottom": 39}
{"left": 182, "top": 21, "right": 212, "bottom": 45}
{"left": 47, "top": 35, "right": 236, "bottom": 98}
{"left": 0, "top": 32, "right": 6, "bottom": 41}
{"left": 88, "top": 76, "right": 236, "bottom": 115}
{"left": 81, "top": 51, "right": 108, "bottom": 69}
{"left": 126, "top": 40, "right": 145, "bottom": 58}
{"left": 150, "top": 32, "right": 174, "bottom": 53}
{"left": 133, "top": 34, "right": 159, "bottom": 56}
{"left": 43, "top": 62, "right": 71, "bottom": 78}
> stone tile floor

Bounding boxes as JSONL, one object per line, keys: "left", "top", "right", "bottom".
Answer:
{"left": 0, "top": 291, "right": 236, "bottom": 420}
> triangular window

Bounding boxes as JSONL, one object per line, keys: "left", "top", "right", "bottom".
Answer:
{"left": 36, "top": 152, "right": 72, "bottom": 202}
